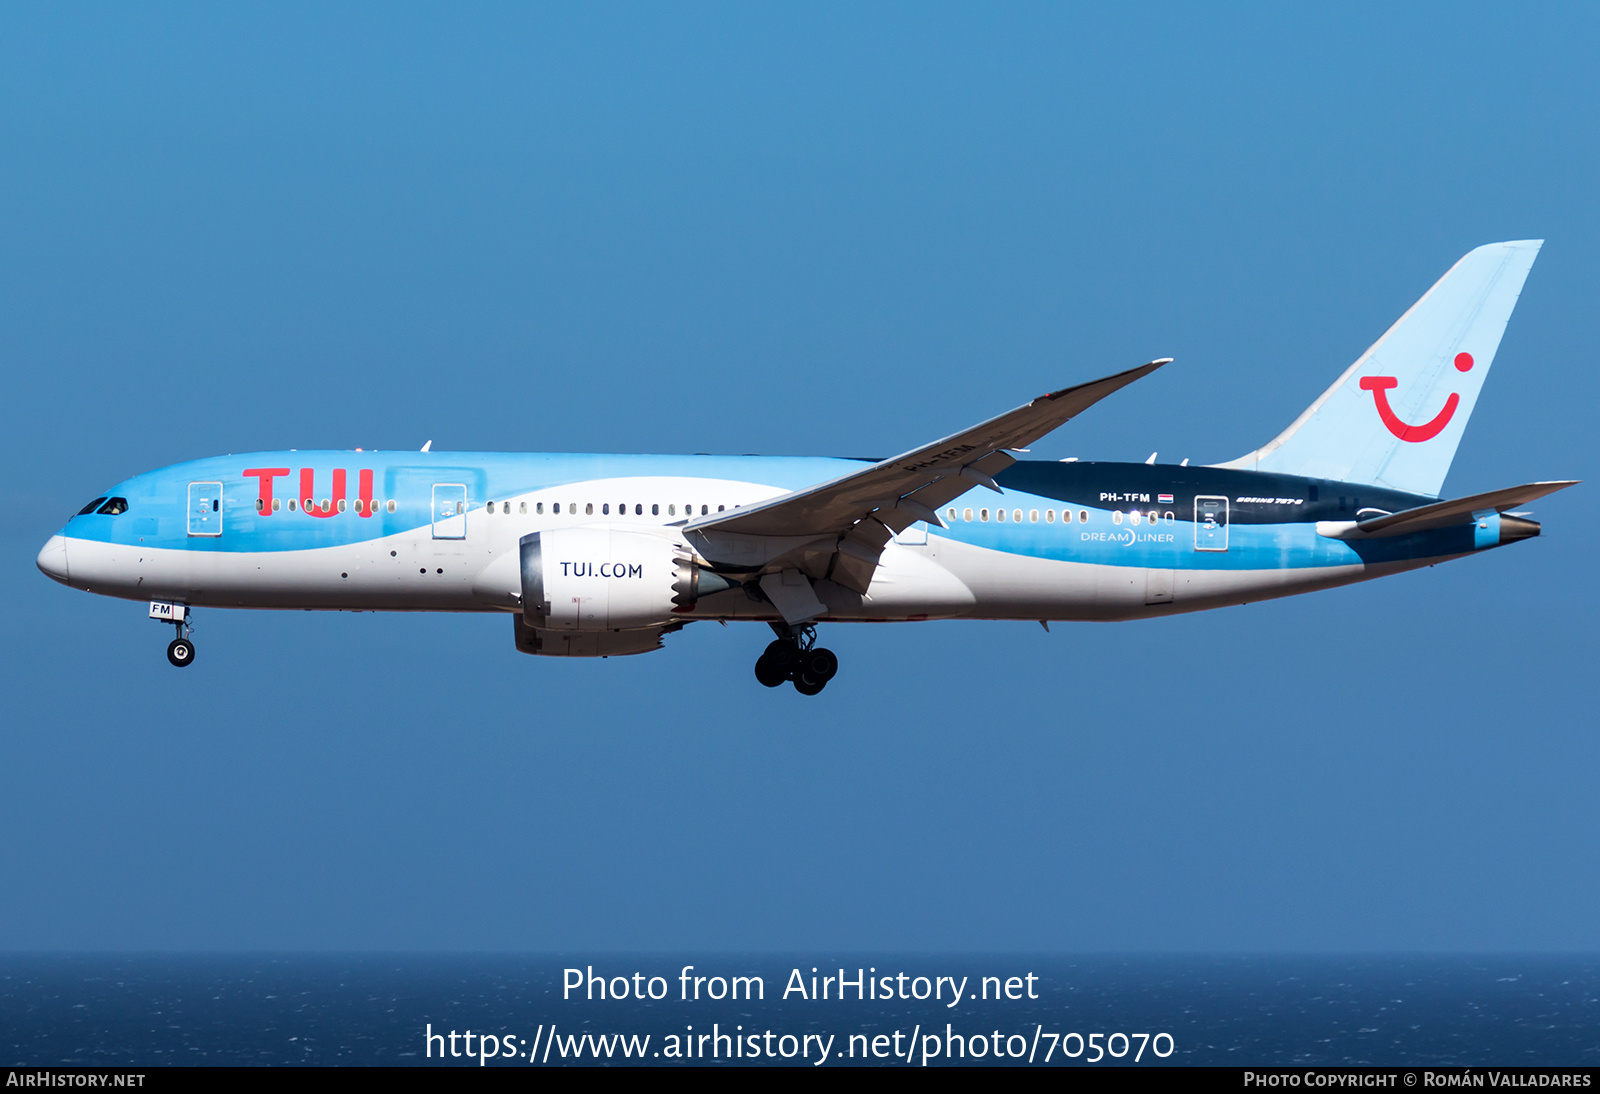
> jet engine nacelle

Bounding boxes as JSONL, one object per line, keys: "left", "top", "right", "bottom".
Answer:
{"left": 520, "top": 526, "right": 725, "bottom": 631}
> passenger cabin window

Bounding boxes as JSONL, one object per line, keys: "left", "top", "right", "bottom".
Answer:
{"left": 97, "top": 497, "right": 128, "bottom": 516}
{"left": 1113, "top": 511, "right": 1123, "bottom": 525}
{"left": 586, "top": 503, "right": 594, "bottom": 515}
{"left": 651, "top": 504, "right": 659, "bottom": 515}
{"left": 602, "top": 504, "right": 610, "bottom": 515}
{"left": 519, "top": 502, "right": 526, "bottom": 514}
{"left": 387, "top": 500, "right": 396, "bottom": 513}
{"left": 1046, "top": 509, "right": 1055, "bottom": 522}
{"left": 273, "top": 499, "right": 281, "bottom": 512}
{"left": 1079, "top": 510, "right": 1089, "bottom": 523}
{"left": 1029, "top": 509, "right": 1038, "bottom": 523}
{"left": 535, "top": 502, "right": 542, "bottom": 514}
{"left": 997, "top": 508, "right": 1006, "bottom": 522}
{"left": 964, "top": 508, "right": 973, "bottom": 522}
{"left": 77, "top": 498, "right": 108, "bottom": 516}
{"left": 979, "top": 508, "right": 989, "bottom": 521}
{"left": 337, "top": 499, "right": 347, "bottom": 513}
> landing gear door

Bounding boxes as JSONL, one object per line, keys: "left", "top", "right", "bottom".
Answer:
{"left": 187, "top": 481, "right": 223, "bottom": 537}
{"left": 1194, "top": 495, "right": 1228, "bottom": 551}
{"left": 432, "top": 483, "right": 468, "bottom": 540}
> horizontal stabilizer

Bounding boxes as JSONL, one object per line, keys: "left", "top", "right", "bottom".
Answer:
{"left": 1317, "top": 480, "right": 1578, "bottom": 539}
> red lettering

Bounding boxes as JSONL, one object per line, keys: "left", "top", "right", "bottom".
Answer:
{"left": 242, "top": 468, "right": 290, "bottom": 516}
{"left": 358, "top": 469, "right": 373, "bottom": 517}
{"left": 1359, "top": 376, "right": 1459, "bottom": 442}
{"left": 299, "top": 468, "right": 346, "bottom": 518}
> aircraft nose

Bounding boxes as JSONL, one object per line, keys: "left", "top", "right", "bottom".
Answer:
{"left": 36, "top": 534, "right": 69, "bottom": 585}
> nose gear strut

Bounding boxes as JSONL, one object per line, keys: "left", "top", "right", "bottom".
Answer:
{"left": 152, "top": 602, "right": 196, "bottom": 668}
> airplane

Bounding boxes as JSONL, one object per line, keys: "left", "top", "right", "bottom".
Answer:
{"left": 37, "top": 240, "right": 1574, "bottom": 695}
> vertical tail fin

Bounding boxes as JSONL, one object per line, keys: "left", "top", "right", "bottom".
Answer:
{"left": 1215, "top": 240, "right": 1542, "bottom": 496}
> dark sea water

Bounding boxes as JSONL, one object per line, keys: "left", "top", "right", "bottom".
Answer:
{"left": 2, "top": 955, "right": 1597, "bottom": 1067}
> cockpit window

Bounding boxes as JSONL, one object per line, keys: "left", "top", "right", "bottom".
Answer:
{"left": 77, "top": 498, "right": 108, "bottom": 516}
{"left": 96, "top": 497, "right": 129, "bottom": 516}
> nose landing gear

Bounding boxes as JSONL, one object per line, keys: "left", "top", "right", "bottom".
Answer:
{"left": 754, "top": 623, "right": 837, "bottom": 695}
{"left": 167, "top": 635, "right": 195, "bottom": 667}
{"left": 150, "top": 601, "right": 195, "bottom": 668}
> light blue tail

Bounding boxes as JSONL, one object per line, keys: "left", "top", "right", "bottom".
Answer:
{"left": 1216, "top": 240, "right": 1542, "bottom": 497}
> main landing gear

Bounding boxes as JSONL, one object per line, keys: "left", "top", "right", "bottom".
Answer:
{"left": 754, "top": 623, "right": 837, "bottom": 695}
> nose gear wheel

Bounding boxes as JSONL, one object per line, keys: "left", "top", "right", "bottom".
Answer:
{"left": 166, "top": 637, "right": 195, "bottom": 667}
{"left": 161, "top": 609, "right": 196, "bottom": 668}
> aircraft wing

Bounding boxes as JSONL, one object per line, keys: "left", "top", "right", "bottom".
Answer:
{"left": 685, "top": 359, "right": 1169, "bottom": 596}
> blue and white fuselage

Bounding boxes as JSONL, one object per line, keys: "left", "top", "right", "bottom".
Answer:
{"left": 38, "top": 451, "right": 1519, "bottom": 619}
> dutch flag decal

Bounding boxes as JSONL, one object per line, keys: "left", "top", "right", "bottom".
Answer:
{"left": 1158, "top": 493, "right": 1174, "bottom": 505}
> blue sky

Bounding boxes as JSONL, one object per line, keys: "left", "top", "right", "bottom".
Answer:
{"left": 1, "top": 3, "right": 1596, "bottom": 951}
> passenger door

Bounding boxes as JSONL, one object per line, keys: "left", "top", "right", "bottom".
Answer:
{"left": 431, "top": 483, "right": 468, "bottom": 539}
{"left": 1193, "top": 495, "right": 1228, "bottom": 551}
{"left": 187, "top": 481, "right": 223, "bottom": 537}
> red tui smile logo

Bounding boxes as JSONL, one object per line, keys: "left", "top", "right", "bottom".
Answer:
{"left": 1359, "top": 352, "right": 1474, "bottom": 442}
